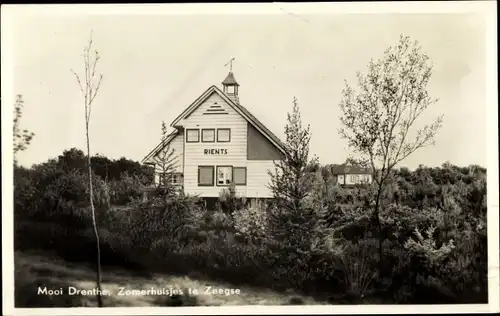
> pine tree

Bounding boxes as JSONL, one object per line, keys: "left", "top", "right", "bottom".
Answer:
{"left": 267, "top": 97, "right": 328, "bottom": 286}
{"left": 153, "top": 121, "right": 179, "bottom": 207}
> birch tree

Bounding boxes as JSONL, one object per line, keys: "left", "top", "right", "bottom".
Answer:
{"left": 338, "top": 34, "right": 443, "bottom": 274}
{"left": 70, "top": 31, "right": 104, "bottom": 307}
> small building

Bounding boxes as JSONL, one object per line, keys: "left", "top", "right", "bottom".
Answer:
{"left": 330, "top": 164, "right": 373, "bottom": 185}
{"left": 141, "top": 70, "right": 286, "bottom": 198}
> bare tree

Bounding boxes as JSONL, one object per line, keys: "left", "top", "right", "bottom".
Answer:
{"left": 338, "top": 34, "right": 443, "bottom": 274}
{"left": 153, "top": 121, "right": 178, "bottom": 207}
{"left": 13, "top": 94, "right": 35, "bottom": 166}
{"left": 70, "top": 31, "right": 104, "bottom": 307}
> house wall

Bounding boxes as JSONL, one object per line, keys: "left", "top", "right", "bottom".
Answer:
{"left": 344, "top": 173, "right": 372, "bottom": 185}
{"left": 338, "top": 175, "right": 345, "bottom": 185}
{"left": 247, "top": 160, "right": 275, "bottom": 198}
{"left": 147, "top": 131, "right": 184, "bottom": 185}
{"left": 145, "top": 90, "right": 282, "bottom": 198}
{"left": 181, "top": 92, "right": 248, "bottom": 198}
{"left": 151, "top": 131, "right": 184, "bottom": 173}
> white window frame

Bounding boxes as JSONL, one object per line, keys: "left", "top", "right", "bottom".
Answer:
{"left": 233, "top": 167, "right": 247, "bottom": 186}
{"left": 198, "top": 166, "right": 215, "bottom": 186}
{"left": 217, "top": 128, "right": 231, "bottom": 142}
{"left": 158, "top": 172, "right": 183, "bottom": 187}
{"left": 202, "top": 129, "right": 215, "bottom": 142}
{"left": 169, "top": 173, "right": 183, "bottom": 186}
{"left": 186, "top": 129, "right": 200, "bottom": 143}
{"left": 216, "top": 166, "right": 233, "bottom": 186}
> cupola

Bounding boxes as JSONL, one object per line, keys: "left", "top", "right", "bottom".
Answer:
{"left": 222, "top": 58, "right": 239, "bottom": 103}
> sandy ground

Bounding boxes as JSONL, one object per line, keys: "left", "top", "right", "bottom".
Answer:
{"left": 15, "top": 251, "right": 324, "bottom": 307}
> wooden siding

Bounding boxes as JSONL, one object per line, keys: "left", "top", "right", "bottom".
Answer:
{"left": 246, "top": 160, "right": 275, "bottom": 198}
{"left": 343, "top": 173, "right": 372, "bottom": 185}
{"left": 146, "top": 131, "right": 184, "bottom": 186}
{"left": 181, "top": 92, "right": 248, "bottom": 198}
{"left": 247, "top": 123, "right": 283, "bottom": 160}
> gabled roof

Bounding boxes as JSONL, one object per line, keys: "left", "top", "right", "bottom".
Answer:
{"left": 141, "top": 130, "right": 179, "bottom": 164}
{"left": 171, "top": 85, "right": 286, "bottom": 154}
{"left": 329, "top": 163, "right": 371, "bottom": 175}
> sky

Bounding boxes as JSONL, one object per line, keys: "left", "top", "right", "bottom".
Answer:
{"left": 3, "top": 4, "right": 495, "bottom": 170}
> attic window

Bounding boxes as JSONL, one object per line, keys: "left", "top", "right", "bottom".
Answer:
{"left": 186, "top": 129, "right": 200, "bottom": 143}
{"left": 217, "top": 129, "right": 230, "bottom": 142}
{"left": 202, "top": 129, "right": 215, "bottom": 142}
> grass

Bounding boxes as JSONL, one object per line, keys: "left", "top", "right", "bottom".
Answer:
{"left": 14, "top": 250, "right": 323, "bottom": 307}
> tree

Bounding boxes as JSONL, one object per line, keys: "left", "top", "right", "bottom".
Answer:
{"left": 13, "top": 94, "right": 35, "bottom": 166}
{"left": 152, "top": 121, "right": 178, "bottom": 207}
{"left": 338, "top": 34, "right": 443, "bottom": 275}
{"left": 70, "top": 31, "right": 104, "bottom": 307}
{"left": 267, "top": 97, "right": 327, "bottom": 287}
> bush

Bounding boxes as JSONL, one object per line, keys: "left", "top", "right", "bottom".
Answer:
{"left": 337, "top": 239, "right": 378, "bottom": 301}
{"left": 216, "top": 184, "right": 245, "bottom": 214}
{"left": 233, "top": 199, "right": 269, "bottom": 244}
{"left": 13, "top": 149, "right": 488, "bottom": 304}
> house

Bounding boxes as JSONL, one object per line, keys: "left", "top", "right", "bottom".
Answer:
{"left": 330, "top": 164, "right": 373, "bottom": 185}
{"left": 141, "top": 70, "right": 286, "bottom": 199}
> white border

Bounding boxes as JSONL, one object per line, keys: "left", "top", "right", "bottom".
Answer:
{"left": 2, "top": 2, "right": 498, "bottom": 315}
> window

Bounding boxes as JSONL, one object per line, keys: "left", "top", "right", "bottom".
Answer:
{"left": 170, "top": 173, "right": 183, "bottom": 186}
{"left": 186, "top": 129, "right": 200, "bottom": 143}
{"left": 198, "top": 166, "right": 214, "bottom": 186}
{"left": 227, "top": 86, "right": 235, "bottom": 94}
{"left": 217, "top": 128, "right": 231, "bottom": 142}
{"left": 233, "top": 167, "right": 247, "bottom": 185}
{"left": 349, "top": 175, "right": 356, "bottom": 183}
{"left": 216, "top": 166, "right": 233, "bottom": 186}
{"left": 158, "top": 173, "right": 183, "bottom": 187}
{"left": 202, "top": 129, "right": 215, "bottom": 142}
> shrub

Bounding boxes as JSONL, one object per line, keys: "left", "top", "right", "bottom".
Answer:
{"left": 216, "top": 184, "right": 245, "bottom": 214}
{"left": 338, "top": 239, "right": 378, "bottom": 300}
{"left": 233, "top": 199, "right": 269, "bottom": 244}
{"left": 107, "top": 172, "right": 144, "bottom": 205}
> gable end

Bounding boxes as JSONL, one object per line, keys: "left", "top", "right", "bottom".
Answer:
{"left": 247, "top": 123, "right": 284, "bottom": 160}
{"left": 170, "top": 85, "right": 286, "bottom": 155}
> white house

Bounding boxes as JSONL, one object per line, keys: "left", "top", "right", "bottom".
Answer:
{"left": 141, "top": 70, "right": 286, "bottom": 198}
{"left": 330, "top": 164, "right": 373, "bottom": 185}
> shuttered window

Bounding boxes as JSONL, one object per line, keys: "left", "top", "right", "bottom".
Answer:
{"left": 233, "top": 167, "right": 247, "bottom": 185}
{"left": 198, "top": 166, "right": 214, "bottom": 186}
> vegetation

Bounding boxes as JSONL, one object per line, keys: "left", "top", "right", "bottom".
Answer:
{"left": 339, "top": 34, "right": 444, "bottom": 275}
{"left": 13, "top": 135, "right": 487, "bottom": 306}
{"left": 13, "top": 34, "right": 488, "bottom": 306}
{"left": 13, "top": 94, "right": 35, "bottom": 166}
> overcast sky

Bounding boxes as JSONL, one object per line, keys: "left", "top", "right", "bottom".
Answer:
{"left": 3, "top": 3, "right": 495, "bottom": 169}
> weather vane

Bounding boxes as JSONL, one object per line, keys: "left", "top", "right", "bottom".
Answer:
{"left": 224, "top": 57, "right": 235, "bottom": 72}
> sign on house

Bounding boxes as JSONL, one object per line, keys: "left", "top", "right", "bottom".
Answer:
{"left": 204, "top": 149, "right": 228, "bottom": 155}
